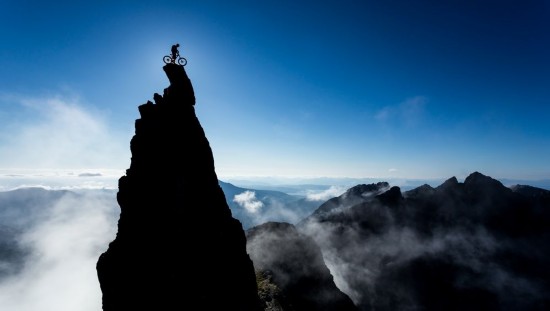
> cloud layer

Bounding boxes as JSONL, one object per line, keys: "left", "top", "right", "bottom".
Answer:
{"left": 0, "top": 190, "right": 118, "bottom": 311}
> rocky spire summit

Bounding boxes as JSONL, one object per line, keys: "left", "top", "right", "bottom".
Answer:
{"left": 97, "top": 60, "right": 262, "bottom": 310}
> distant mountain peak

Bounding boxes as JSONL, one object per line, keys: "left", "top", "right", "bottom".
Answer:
{"left": 436, "top": 176, "right": 459, "bottom": 190}
{"left": 375, "top": 185, "right": 403, "bottom": 206}
{"left": 463, "top": 171, "right": 510, "bottom": 196}
{"left": 344, "top": 182, "right": 390, "bottom": 198}
{"left": 306, "top": 182, "right": 391, "bottom": 220}
{"left": 404, "top": 183, "right": 435, "bottom": 198}
{"left": 463, "top": 171, "right": 498, "bottom": 185}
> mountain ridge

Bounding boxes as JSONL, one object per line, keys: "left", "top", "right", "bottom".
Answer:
{"left": 298, "top": 171, "right": 550, "bottom": 310}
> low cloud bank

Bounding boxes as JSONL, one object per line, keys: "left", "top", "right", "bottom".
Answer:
{"left": 0, "top": 189, "right": 118, "bottom": 311}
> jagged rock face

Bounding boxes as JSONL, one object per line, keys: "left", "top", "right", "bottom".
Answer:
{"left": 305, "top": 182, "right": 390, "bottom": 220}
{"left": 247, "top": 222, "right": 358, "bottom": 311}
{"left": 96, "top": 63, "right": 262, "bottom": 311}
{"left": 299, "top": 172, "right": 550, "bottom": 311}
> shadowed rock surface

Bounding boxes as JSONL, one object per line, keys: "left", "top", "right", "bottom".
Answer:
{"left": 299, "top": 172, "right": 550, "bottom": 311}
{"left": 247, "top": 222, "right": 358, "bottom": 311}
{"left": 306, "top": 182, "right": 390, "bottom": 220}
{"left": 96, "top": 63, "right": 262, "bottom": 310}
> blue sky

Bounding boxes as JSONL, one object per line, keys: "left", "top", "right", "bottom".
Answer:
{"left": 0, "top": 0, "right": 549, "bottom": 186}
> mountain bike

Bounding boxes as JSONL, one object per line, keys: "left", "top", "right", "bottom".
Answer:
{"left": 163, "top": 55, "right": 187, "bottom": 66}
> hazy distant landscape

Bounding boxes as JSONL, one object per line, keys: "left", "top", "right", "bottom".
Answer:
{"left": 0, "top": 182, "right": 331, "bottom": 310}
{"left": 1, "top": 172, "right": 549, "bottom": 310}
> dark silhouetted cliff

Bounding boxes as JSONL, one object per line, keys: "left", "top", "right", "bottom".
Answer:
{"left": 96, "top": 63, "right": 262, "bottom": 310}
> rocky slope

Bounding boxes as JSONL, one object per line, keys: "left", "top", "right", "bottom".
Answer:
{"left": 247, "top": 222, "right": 358, "bottom": 311}
{"left": 299, "top": 172, "right": 550, "bottom": 311}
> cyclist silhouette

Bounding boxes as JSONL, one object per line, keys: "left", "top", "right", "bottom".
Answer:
{"left": 164, "top": 44, "right": 187, "bottom": 66}
{"left": 171, "top": 44, "right": 180, "bottom": 63}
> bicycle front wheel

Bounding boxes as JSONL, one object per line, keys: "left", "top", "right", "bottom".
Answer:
{"left": 177, "top": 57, "right": 187, "bottom": 66}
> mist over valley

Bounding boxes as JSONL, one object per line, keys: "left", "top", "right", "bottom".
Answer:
{"left": 1, "top": 172, "right": 548, "bottom": 310}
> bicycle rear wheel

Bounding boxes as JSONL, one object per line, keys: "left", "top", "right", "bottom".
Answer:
{"left": 163, "top": 55, "right": 172, "bottom": 64}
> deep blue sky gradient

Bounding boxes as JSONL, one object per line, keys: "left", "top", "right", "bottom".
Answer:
{"left": 0, "top": 0, "right": 549, "bottom": 180}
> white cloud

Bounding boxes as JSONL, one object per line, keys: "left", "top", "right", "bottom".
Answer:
{"left": 0, "top": 191, "right": 118, "bottom": 311}
{"left": 306, "top": 185, "right": 347, "bottom": 202}
{"left": 0, "top": 95, "right": 129, "bottom": 170}
{"left": 233, "top": 190, "right": 264, "bottom": 213}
